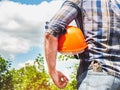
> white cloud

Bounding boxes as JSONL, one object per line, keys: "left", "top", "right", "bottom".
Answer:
{"left": 0, "top": 32, "right": 30, "bottom": 53}
{"left": 18, "top": 60, "right": 35, "bottom": 68}
{"left": 0, "top": 0, "right": 64, "bottom": 58}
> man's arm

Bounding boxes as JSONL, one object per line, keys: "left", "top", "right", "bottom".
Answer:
{"left": 44, "top": 32, "right": 68, "bottom": 88}
{"left": 44, "top": 0, "right": 79, "bottom": 88}
{"left": 44, "top": 32, "right": 57, "bottom": 73}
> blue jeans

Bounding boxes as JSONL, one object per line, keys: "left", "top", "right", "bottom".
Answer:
{"left": 78, "top": 70, "right": 120, "bottom": 90}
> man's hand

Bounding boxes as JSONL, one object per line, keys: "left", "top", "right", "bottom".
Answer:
{"left": 50, "top": 70, "right": 68, "bottom": 89}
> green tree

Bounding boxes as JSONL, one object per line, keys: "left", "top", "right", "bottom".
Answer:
{"left": 10, "top": 54, "right": 51, "bottom": 90}
{"left": 0, "top": 54, "right": 78, "bottom": 90}
{"left": 0, "top": 55, "right": 13, "bottom": 90}
{"left": 58, "top": 54, "right": 75, "bottom": 61}
{"left": 0, "top": 55, "right": 11, "bottom": 74}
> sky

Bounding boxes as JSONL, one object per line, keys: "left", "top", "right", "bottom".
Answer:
{"left": 0, "top": 0, "right": 78, "bottom": 78}
{"left": 11, "top": 0, "right": 51, "bottom": 5}
{"left": 0, "top": 0, "right": 65, "bottom": 68}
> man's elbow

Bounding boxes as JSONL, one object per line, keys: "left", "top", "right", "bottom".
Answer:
{"left": 44, "top": 32, "right": 58, "bottom": 41}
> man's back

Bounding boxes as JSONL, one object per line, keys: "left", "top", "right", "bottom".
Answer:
{"left": 80, "top": 0, "right": 120, "bottom": 78}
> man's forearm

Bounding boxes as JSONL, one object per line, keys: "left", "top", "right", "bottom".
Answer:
{"left": 44, "top": 32, "right": 58, "bottom": 74}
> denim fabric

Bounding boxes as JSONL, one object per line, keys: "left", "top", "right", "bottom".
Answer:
{"left": 78, "top": 70, "right": 120, "bottom": 90}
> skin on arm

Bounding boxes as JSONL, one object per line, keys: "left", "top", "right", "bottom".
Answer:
{"left": 44, "top": 32, "right": 68, "bottom": 89}
{"left": 44, "top": 0, "right": 78, "bottom": 88}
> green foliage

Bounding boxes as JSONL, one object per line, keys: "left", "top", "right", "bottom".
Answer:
{"left": 34, "top": 54, "right": 45, "bottom": 72}
{"left": 0, "top": 55, "right": 13, "bottom": 90}
{"left": 58, "top": 54, "right": 75, "bottom": 61}
{"left": 66, "top": 64, "right": 78, "bottom": 90}
{"left": 57, "top": 54, "right": 78, "bottom": 90}
{"left": 10, "top": 54, "right": 51, "bottom": 90}
{"left": 0, "top": 55, "right": 11, "bottom": 74}
{"left": 0, "top": 54, "right": 78, "bottom": 90}
{"left": 11, "top": 66, "right": 50, "bottom": 90}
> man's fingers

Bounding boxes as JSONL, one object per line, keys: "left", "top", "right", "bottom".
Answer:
{"left": 51, "top": 70, "right": 68, "bottom": 89}
{"left": 58, "top": 76, "right": 68, "bottom": 88}
{"left": 54, "top": 77, "right": 67, "bottom": 89}
{"left": 58, "top": 71, "right": 69, "bottom": 81}
{"left": 59, "top": 79, "right": 68, "bottom": 88}
{"left": 64, "top": 76, "right": 69, "bottom": 82}
{"left": 60, "top": 76, "right": 68, "bottom": 83}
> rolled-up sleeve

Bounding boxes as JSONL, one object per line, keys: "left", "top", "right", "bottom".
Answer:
{"left": 45, "top": 1, "right": 78, "bottom": 37}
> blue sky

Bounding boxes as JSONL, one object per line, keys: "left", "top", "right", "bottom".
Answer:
{"left": 0, "top": 0, "right": 64, "bottom": 69}
{"left": 11, "top": 0, "right": 51, "bottom": 5}
{"left": 6, "top": 0, "right": 52, "bottom": 68}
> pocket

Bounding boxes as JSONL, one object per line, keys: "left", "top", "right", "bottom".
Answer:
{"left": 88, "top": 70, "right": 108, "bottom": 76}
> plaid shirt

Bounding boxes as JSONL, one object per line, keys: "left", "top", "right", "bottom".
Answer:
{"left": 46, "top": 0, "right": 120, "bottom": 78}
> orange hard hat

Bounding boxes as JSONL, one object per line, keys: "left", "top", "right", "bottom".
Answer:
{"left": 58, "top": 26, "right": 88, "bottom": 54}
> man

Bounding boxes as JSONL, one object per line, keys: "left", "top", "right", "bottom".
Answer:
{"left": 44, "top": 0, "right": 120, "bottom": 90}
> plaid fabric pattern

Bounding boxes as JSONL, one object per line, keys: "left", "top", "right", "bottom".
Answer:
{"left": 46, "top": 0, "right": 120, "bottom": 78}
